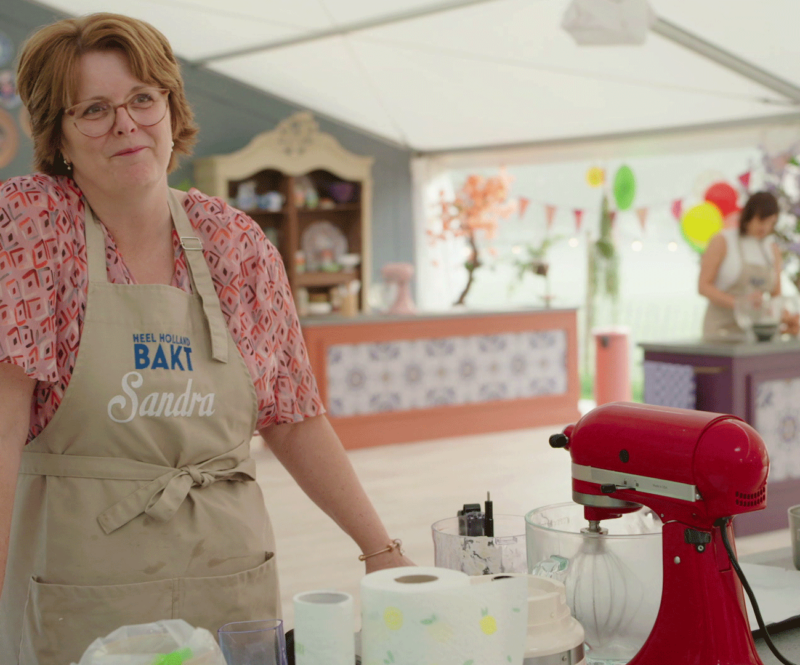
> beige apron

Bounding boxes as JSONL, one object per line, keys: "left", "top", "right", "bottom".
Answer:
{"left": 702, "top": 235, "right": 775, "bottom": 340}
{"left": 0, "top": 190, "right": 280, "bottom": 665}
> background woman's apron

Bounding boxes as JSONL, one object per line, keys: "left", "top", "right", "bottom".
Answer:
{"left": 703, "top": 236, "right": 775, "bottom": 340}
{"left": 0, "top": 191, "right": 280, "bottom": 665}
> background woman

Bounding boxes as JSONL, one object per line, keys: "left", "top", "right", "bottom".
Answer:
{"left": 699, "top": 191, "right": 799, "bottom": 340}
{"left": 0, "top": 13, "right": 410, "bottom": 664}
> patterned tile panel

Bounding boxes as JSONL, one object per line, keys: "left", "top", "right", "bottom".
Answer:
{"left": 755, "top": 378, "right": 800, "bottom": 481}
{"left": 326, "top": 330, "right": 567, "bottom": 417}
{"left": 643, "top": 361, "right": 696, "bottom": 410}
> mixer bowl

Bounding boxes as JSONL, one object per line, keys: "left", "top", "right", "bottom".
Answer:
{"left": 526, "top": 502, "right": 663, "bottom": 665}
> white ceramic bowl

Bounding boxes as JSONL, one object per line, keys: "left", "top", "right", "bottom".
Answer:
{"left": 307, "top": 302, "right": 332, "bottom": 315}
{"left": 339, "top": 253, "right": 361, "bottom": 269}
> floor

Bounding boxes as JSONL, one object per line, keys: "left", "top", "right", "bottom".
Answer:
{"left": 250, "top": 416, "right": 791, "bottom": 631}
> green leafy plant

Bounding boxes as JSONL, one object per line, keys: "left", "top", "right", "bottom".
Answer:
{"left": 510, "top": 236, "right": 562, "bottom": 305}
{"left": 587, "top": 194, "right": 620, "bottom": 320}
{"left": 584, "top": 194, "right": 620, "bottom": 377}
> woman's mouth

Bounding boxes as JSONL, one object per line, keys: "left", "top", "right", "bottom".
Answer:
{"left": 113, "top": 146, "right": 147, "bottom": 157}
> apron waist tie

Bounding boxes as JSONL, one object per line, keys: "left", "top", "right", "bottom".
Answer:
{"left": 20, "top": 440, "right": 256, "bottom": 535}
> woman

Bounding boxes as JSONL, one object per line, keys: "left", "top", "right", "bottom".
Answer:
{"left": 699, "top": 191, "right": 798, "bottom": 340}
{"left": 0, "top": 13, "right": 410, "bottom": 664}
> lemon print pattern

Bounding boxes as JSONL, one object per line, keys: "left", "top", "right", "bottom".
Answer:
{"left": 384, "top": 606, "right": 403, "bottom": 630}
{"left": 420, "top": 614, "right": 454, "bottom": 643}
{"left": 479, "top": 608, "right": 497, "bottom": 635}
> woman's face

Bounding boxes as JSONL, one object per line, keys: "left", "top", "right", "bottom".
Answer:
{"left": 744, "top": 214, "right": 778, "bottom": 239}
{"left": 60, "top": 50, "right": 172, "bottom": 195}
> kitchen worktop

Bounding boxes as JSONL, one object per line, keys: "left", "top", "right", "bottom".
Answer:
{"left": 639, "top": 337, "right": 800, "bottom": 357}
{"left": 742, "top": 547, "right": 800, "bottom": 663}
{"left": 300, "top": 305, "right": 578, "bottom": 327}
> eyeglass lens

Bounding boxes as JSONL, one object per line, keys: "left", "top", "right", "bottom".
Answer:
{"left": 69, "top": 88, "right": 168, "bottom": 137}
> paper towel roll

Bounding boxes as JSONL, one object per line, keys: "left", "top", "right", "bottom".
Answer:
{"left": 293, "top": 590, "right": 355, "bottom": 665}
{"left": 361, "top": 567, "right": 528, "bottom": 665}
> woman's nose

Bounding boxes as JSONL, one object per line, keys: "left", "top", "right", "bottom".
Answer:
{"left": 113, "top": 106, "right": 138, "bottom": 135}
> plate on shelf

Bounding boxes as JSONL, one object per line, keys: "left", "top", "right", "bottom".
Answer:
{"left": 301, "top": 220, "right": 348, "bottom": 270}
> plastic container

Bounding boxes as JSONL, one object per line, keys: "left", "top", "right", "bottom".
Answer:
{"left": 526, "top": 503, "right": 662, "bottom": 665}
{"left": 432, "top": 514, "right": 527, "bottom": 576}
{"left": 471, "top": 574, "right": 586, "bottom": 664}
{"left": 218, "top": 620, "right": 286, "bottom": 665}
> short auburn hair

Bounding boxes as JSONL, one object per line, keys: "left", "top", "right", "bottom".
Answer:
{"left": 16, "top": 13, "right": 198, "bottom": 176}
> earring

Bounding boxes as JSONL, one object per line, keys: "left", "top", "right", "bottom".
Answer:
{"left": 171, "top": 140, "right": 175, "bottom": 150}
{"left": 63, "top": 156, "right": 72, "bottom": 171}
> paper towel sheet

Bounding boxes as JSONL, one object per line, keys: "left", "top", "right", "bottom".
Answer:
{"left": 740, "top": 563, "right": 800, "bottom": 629}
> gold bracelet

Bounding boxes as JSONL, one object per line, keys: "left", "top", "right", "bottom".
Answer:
{"left": 358, "top": 539, "right": 403, "bottom": 562}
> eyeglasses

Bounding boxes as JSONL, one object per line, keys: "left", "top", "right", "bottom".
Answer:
{"left": 64, "top": 87, "right": 170, "bottom": 138}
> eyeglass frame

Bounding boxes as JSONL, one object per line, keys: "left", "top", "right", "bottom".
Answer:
{"left": 63, "top": 87, "right": 171, "bottom": 138}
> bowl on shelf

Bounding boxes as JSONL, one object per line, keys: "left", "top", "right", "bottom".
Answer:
{"left": 328, "top": 182, "right": 356, "bottom": 204}
{"left": 307, "top": 302, "right": 332, "bottom": 315}
{"left": 338, "top": 253, "right": 361, "bottom": 270}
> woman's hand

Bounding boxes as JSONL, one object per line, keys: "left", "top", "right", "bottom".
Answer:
{"left": 364, "top": 550, "right": 416, "bottom": 574}
{"left": 781, "top": 310, "right": 800, "bottom": 336}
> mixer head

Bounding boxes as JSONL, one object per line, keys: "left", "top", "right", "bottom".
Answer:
{"left": 550, "top": 402, "right": 769, "bottom": 530}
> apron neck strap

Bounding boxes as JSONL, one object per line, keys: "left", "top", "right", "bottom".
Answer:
{"left": 167, "top": 190, "right": 229, "bottom": 363}
{"left": 83, "top": 190, "right": 229, "bottom": 363}
{"left": 84, "top": 201, "right": 108, "bottom": 286}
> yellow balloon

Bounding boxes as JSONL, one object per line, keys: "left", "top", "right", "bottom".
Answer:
{"left": 681, "top": 202, "right": 723, "bottom": 253}
{"left": 586, "top": 167, "right": 605, "bottom": 188}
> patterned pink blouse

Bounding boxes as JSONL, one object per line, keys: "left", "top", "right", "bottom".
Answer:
{"left": 0, "top": 174, "right": 324, "bottom": 442}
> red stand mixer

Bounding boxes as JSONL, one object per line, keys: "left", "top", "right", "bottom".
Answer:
{"left": 550, "top": 402, "right": 770, "bottom": 665}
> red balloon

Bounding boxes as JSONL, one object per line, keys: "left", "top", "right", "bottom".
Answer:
{"left": 704, "top": 182, "right": 739, "bottom": 217}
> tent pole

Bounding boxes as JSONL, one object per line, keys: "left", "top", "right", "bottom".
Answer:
{"left": 652, "top": 17, "right": 800, "bottom": 103}
{"left": 193, "top": 0, "right": 507, "bottom": 65}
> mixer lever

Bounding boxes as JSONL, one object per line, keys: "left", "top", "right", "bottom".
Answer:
{"left": 684, "top": 528, "right": 712, "bottom": 553}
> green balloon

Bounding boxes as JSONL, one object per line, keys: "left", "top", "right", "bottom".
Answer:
{"left": 613, "top": 165, "right": 636, "bottom": 211}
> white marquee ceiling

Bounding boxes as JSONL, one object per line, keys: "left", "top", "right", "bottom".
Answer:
{"left": 28, "top": 0, "right": 800, "bottom": 152}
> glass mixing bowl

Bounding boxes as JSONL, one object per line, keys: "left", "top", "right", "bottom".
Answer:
{"left": 526, "top": 502, "right": 663, "bottom": 665}
{"left": 432, "top": 514, "right": 527, "bottom": 575}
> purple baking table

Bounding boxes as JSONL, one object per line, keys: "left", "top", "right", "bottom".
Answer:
{"left": 640, "top": 338, "right": 800, "bottom": 537}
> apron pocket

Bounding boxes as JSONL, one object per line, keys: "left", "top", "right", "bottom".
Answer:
{"left": 178, "top": 551, "right": 281, "bottom": 637}
{"left": 19, "top": 575, "right": 174, "bottom": 665}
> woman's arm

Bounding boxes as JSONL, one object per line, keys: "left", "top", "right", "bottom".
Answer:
{"left": 260, "top": 414, "right": 413, "bottom": 573}
{"left": 0, "top": 363, "right": 36, "bottom": 601}
{"left": 698, "top": 233, "right": 736, "bottom": 309}
{"left": 771, "top": 242, "right": 783, "bottom": 297}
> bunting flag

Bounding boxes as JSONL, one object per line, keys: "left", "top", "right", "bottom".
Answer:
{"left": 738, "top": 171, "right": 751, "bottom": 191}
{"left": 574, "top": 209, "right": 584, "bottom": 232}
{"left": 518, "top": 196, "right": 530, "bottom": 219}
{"left": 671, "top": 199, "right": 683, "bottom": 222}
{"left": 636, "top": 207, "right": 649, "bottom": 232}
{"left": 545, "top": 204, "right": 557, "bottom": 230}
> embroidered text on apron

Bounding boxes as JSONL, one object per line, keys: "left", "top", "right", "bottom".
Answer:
{"left": 0, "top": 190, "right": 280, "bottom": 665}
{"left": 703, "top": 235, "right": 775, "bottom": 341}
